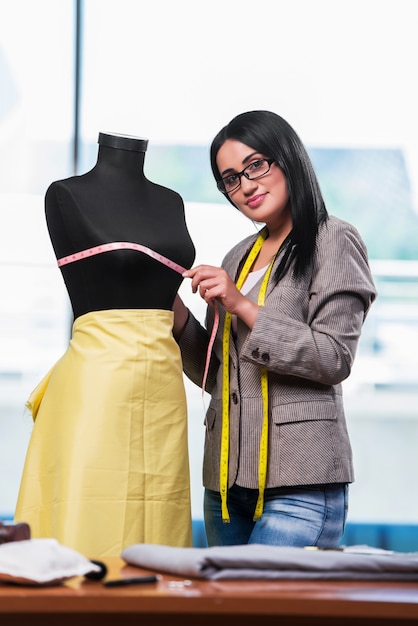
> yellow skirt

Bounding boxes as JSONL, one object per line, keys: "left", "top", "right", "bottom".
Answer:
{"left": 14, "top": 309, "right": 192, "bottom": 558}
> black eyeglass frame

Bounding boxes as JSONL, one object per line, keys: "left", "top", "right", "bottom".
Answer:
{"left": 217, "top": 158, "right": 275, "bottom": 194}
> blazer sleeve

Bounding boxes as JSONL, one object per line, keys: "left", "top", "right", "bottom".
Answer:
{"left": 240, "top": 218, "right": 377, "bottom": 386}
{"left": 176, "top": 304, "right": 219, "bottom": 392}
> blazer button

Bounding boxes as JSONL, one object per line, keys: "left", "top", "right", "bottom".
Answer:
{"left": 251, "top": 348, "right": 260, "bottom": 358}
{"left": 261, "top": 352, "right": 270, "bottom": 363}
{"left": 231, "top": 392, "right": 238, "bottom": 404}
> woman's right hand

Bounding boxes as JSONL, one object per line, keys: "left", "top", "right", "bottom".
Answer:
{"left": 183, "top": 265, "right": 259, "bottom": 329}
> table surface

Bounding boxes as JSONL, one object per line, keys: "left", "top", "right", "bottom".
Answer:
{"left": 1, "top": 557, "right": 418, "bottom": 623}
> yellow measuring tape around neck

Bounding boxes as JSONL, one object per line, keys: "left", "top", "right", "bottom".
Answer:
{"left": 220, "top": 226, "right": 277, "bottom": 523}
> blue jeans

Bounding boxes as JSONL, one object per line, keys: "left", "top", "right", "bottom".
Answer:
{"left": 204, "top": 483, "right": 348, "bottom": 547}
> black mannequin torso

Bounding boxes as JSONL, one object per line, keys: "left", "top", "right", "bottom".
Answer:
{"left": 45, "top": 133, "right": 195, "bottom": 319}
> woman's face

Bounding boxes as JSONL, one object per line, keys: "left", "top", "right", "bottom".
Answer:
{"left": 216, "top": 139, "right": 292, "bottom": 233}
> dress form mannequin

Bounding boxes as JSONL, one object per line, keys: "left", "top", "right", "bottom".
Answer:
{"left": 15, "top": 133, "right": 196, "bottom": 557}
{"left": 45, "top": 132, "right": 195, "bottom": 318}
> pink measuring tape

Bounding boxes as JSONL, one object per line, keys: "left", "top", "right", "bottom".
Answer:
{"left": 57, "top": 241, "right": 187, "bottom": 274}
{"left": 57, "top": 241, "right": 218, "bottom": 393}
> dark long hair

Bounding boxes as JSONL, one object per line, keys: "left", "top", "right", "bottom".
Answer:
{"left": 210, "top": 110, "right": 328, "bottom": 279}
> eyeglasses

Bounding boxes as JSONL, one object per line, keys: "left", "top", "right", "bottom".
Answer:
{"left": 217, "top": 158, "right": 275, "bottom": 194}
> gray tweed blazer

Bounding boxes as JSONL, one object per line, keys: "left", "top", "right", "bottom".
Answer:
{"left": 178, "top": 216, "right": 377, "bottom": 491}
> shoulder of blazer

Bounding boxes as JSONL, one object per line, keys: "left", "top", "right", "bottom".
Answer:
{"left": 316, "top": 215, "right": 371, "bottom": 265}
{"left": 317, "top": 215, "right": 364, "bottom": 243}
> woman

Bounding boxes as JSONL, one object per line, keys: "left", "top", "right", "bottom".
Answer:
{"left": 173, "top": 110, "right": 377, "bottom": 548}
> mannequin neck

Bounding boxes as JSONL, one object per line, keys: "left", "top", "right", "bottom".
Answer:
{"left": 95, "top": 142, "right": 147, "bottom": 175}
{"left": 98, "top": 132, "right": 148, "bottom": 152}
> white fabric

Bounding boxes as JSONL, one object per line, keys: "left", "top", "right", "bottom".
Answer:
{"left": 0, "top": 538, "right": 100, "bottom": 585}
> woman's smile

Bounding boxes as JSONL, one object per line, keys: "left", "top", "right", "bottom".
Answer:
{"left": 247, "top": 193, "right": 267, "bottom": 208}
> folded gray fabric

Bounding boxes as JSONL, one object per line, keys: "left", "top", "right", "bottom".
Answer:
{"left": 121, "top": 543, "right": 418, "bottom": 581}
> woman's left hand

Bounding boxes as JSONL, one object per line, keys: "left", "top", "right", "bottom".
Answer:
{"left": 183, "top": 265, "right": 259, "bottom": 328}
